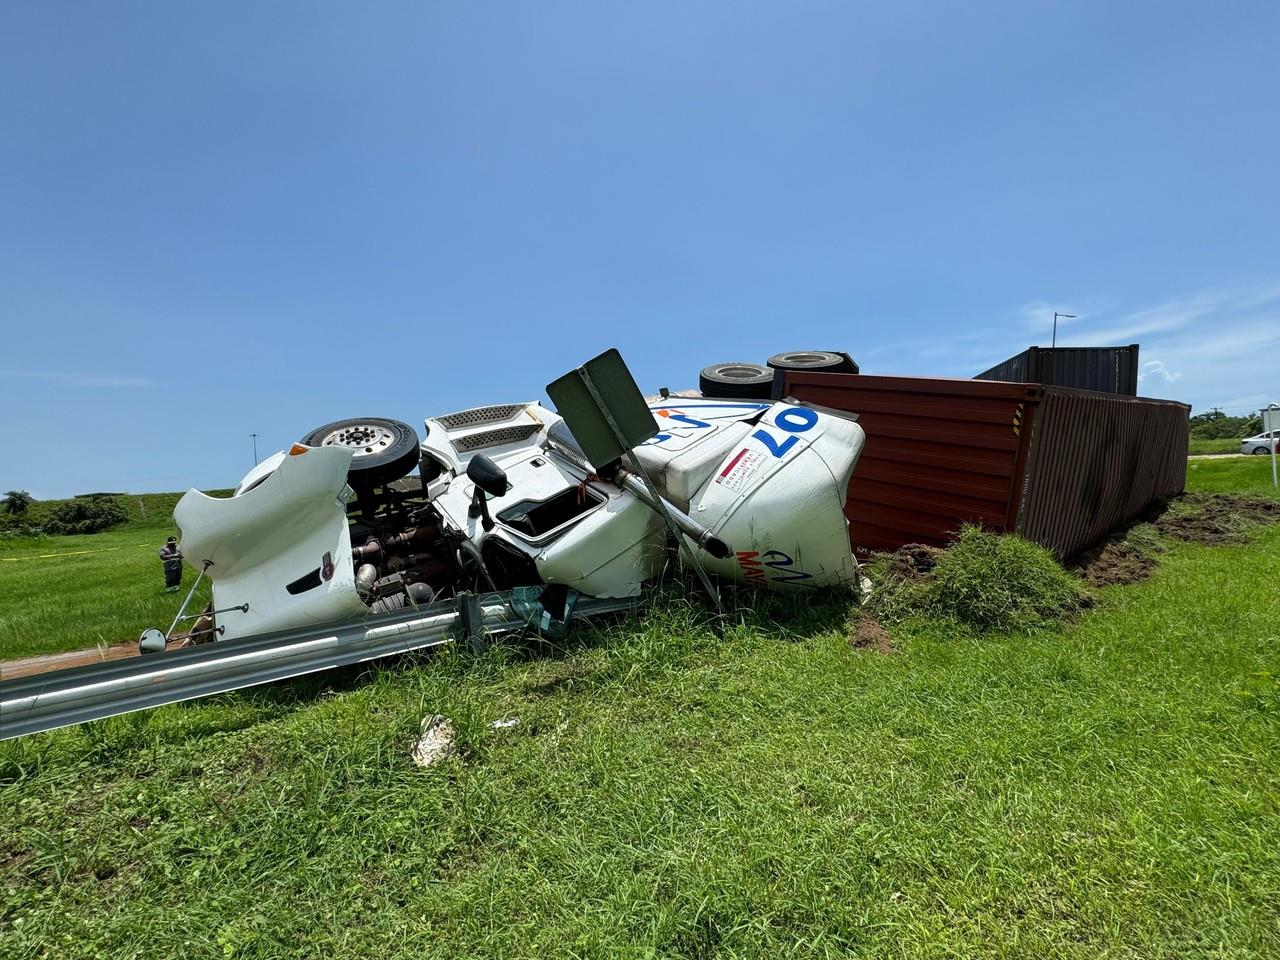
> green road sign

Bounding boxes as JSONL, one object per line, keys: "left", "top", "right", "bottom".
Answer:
{"left": 546, "top": 348, "right": 659, "bottom": 469}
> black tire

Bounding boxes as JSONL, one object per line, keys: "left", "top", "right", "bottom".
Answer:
{"left": 301, "top": 417, "right": 420, "bottom": 486}
{"left": 766, "top": 350, "right": 855, "bottom": 373}
{"left": 698, "top": 361, "right": 774, "bottom": 399}
{"left": 1252, "top": 446, "right": 1270, "bottom": 456}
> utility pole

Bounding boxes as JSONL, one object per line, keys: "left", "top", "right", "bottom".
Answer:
{"left": 1266, "top": 404, "right": 1278, "bottom": 489}
{"left": 251, "top": 433, "right": 259, "bottom": 465}
{"left": 1052, "top": 312, "right": 1076, "bottom": 349}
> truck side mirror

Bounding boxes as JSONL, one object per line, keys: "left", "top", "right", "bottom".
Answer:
{"left": 466, "top": 455, "right": 509, "bottom": 498}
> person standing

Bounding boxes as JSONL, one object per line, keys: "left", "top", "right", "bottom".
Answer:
{"left": 158, "top": 536, "right": 183, "bottom": 592}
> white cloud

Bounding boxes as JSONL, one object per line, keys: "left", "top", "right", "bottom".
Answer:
{"left": 1055, "top": 295, "right": 1211, "bottom": 347}
{"left": 1071, "top": 287, "right": 1280, "bottom": 411}
{"left": 1018, "top": 301, "right": 1084, "bottom": 333}
{"left": 0, "top": 370, "right": 153, "bottom": 388}
{"left": 1138, "top": 360, "right": 1182, "bottom": 384}
{"left": 864, "top": 282, "right": 1280, "bottom": 414}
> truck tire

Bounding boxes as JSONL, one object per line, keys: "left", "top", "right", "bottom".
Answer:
{"left": 766, "top": 350, "right": 855, "bottom": 373}
{"left": 301, "top": 417, "right": 421, "bottom": 486}
{"left": 698, "top": 362, "right": 774, "bottom": 399}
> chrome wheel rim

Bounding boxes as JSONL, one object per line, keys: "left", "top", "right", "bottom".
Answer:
{"left": 320, "top": 423, "right": 395, "bottom": 458}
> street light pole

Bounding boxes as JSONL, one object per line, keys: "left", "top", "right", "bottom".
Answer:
{"left": 251, "top": 433, "right": 259, "bottom": 465}
{"left": 1052, "top": 312, "right": 1077, "bottom": 349}
{"left": 1266, "top": 404, "right": 1278, "bottom": 489}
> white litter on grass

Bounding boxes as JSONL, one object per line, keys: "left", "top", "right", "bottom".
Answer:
{"left": 411, "top": 715, "right": 458, "bottom": 767}
{"left": 490, "top": 717, "right": 520, "bottom": 730}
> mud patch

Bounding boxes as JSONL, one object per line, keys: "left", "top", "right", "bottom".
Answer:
{"left": 1154, "top": 494, "right": 1280, "bottom": 546}
{"left": 884, "top": 543, "right": 944, "bottom": 580}
{"left": 848, "top": 617, "right": 895, "bottom": 654}
{"left": 1069, "top": 493, "right": 1280, "bottom": 586}
{"left": 1071, "top": 540, "right": 1159, "bottom": 588}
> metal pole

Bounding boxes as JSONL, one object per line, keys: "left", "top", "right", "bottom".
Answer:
{"left": 1052, "top": 312, "right": 1076, "bottom": 349}
{"left": 576, "top": 368, "right": 723, "bottom": 611}
{"left": 1267, "top": 405, "right": 1278, "bottom": 489}
{"left": 166, "top": 561, "right": 212, "bottom": 639}
{"left": 251, "top": 433, "right": 259, "bottom": 465}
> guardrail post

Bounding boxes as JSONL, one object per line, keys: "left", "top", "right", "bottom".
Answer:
{"left": 457, "top": 592, "right": 487, "bottom": 654}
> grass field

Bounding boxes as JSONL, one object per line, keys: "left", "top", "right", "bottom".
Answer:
{"left": 1186, "top": 454, "right": 1280, "bottom": 498}
{"left": 2, "top": 458, "right": 1279, "bottom": 958}
{"left": 1187, "top": 436, "right": 1242, "bottom": 456}
{"left": 0, "top": 495, "right": 214, "bottom": 661}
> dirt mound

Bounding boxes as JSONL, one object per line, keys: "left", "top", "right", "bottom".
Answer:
{"left": 848, "top": 616, "right": 895, "bottom": 654}
{"left": 885, "top": 543, "right": 943, "bottom": 580}
{"left": 1071, "top": 540, "right": 1159, "bottom": 588}
{"left": 1154, "top": 494, "right": 1280, "bottom": 546}
{"left": 1069, "top": 494, "right": 1280, "bottom": 587}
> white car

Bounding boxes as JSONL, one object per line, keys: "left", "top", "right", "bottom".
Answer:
{"left": 172, "top": 396, "right": 866, "bottom": 641}
{"left": 1241, "top": 431, "right": 1279, "bottom": 455}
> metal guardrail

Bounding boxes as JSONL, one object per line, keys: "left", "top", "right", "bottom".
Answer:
{"left": 0, "top": 591, "right": 639, "bottom": 741}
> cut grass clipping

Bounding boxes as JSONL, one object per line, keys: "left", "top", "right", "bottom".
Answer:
{"left": 864, "top": 526, "right": 1090, "bottom": 633}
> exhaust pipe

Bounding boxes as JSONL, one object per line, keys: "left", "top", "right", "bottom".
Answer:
{"left": 545, "top": 422, "right": 730, "bottom": 559}
{"left": 618, "top": 473, "right": 731, "bottom": 559}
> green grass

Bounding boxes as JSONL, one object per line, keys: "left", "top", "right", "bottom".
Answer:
{"left": 1186, "top": 454, "right": 1280, "bottom": 499}
{"left": 0, "top": 494, "right": 220, "bottom": 660}
{"left": 865, "top": 526, "right": 1089, "bottom": 632}
{"left": 1187, "top": 437, "right": 1241, "bottom": 456}
{"left": 2, "top": 463, "right": 1280, "bottom": 957}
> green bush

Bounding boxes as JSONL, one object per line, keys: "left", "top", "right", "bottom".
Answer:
{"left": 44, "top": 496, "right": 129, "bottom": 535}
{"left": 0, "top": 522, "right": 45, "bottom": 543}
{"left": 867, "top": 527, "right": 1090, "bottom": 633}
{"left": 1189, "top": 411, "right": 1262, "bottom": 440}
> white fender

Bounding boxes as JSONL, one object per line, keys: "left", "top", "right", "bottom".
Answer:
{"left": 173, "top": 445, "right": 366, "bottom": 640}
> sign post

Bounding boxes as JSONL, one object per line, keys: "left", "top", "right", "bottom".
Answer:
{"left": 1265, "top": 404, "right": 1279, "bottom": 489}
{"left": 547, "top": 349, "right": 723, "bottom": 610}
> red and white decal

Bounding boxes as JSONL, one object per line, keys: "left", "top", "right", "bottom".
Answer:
{"left": 715, "top": 447, "right": 766, "bottom": 493}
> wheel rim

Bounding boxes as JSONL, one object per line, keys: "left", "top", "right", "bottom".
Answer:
{"left": 776, "top": 352, "right": 833, "bottom": 365}
{"left": 717, "top": 364, "right": 767, "bottom": 381}
{"left": 318, "top": 423, "right": 396, "bottom": 459}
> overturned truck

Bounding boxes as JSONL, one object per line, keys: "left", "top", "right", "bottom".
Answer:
{"left": 172, "top": 394, "right": 866, "bottom": 643}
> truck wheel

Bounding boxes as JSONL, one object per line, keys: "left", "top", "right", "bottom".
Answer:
{"left": 766, "top": 350, "right": 855, "bottom": 373}
{"left": 699, "top": 362, "right": 774, "bottom": 399}
{"left": 301, "top": 417, "right": 421, "bottom": 486}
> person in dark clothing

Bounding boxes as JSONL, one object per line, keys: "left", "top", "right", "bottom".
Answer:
{"left": 159, "top": 536, "right": 183, "bottom": 592}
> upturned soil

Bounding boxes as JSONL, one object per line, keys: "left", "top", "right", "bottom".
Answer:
{"left": 1071, "top": 493, "right": 1280, "bottom": 587}
{"left": 1156, "top": 494, "right": 1280, "bottom": 545}
{"left": 883, "top": 543, "right": 943, "bottom": 580}
{"left": 848, "top": 616, "right": 896, "bottom": 653}
{"left": 1071, "top": 541, "right": 1160, "bottom": 588}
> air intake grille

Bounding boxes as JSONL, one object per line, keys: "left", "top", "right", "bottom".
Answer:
{"left": 437, "top": 404, "right": 525, "bottom": 431}
{"left": 454, "top": 423, "right": 541, "bottom": 452}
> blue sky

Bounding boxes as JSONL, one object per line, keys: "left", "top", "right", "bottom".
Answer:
{"left": 3, "top": 1, "right": 1278, "bottom": 498}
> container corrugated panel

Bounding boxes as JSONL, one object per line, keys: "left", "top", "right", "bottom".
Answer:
{"left": 977, "top": 345, "right": 1140, "bottom": 395}
{"left": 781, "top": 372, "right": 1041, "bottom": 554}
{"left": 978, "top": 351, "right": 1030, "bottom": 385}
{"left": 781, "top": 370, "right": 1189, "bottom": 559}
{"left": 1016, "top": 387, "right": 1189, "bottom": 557}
